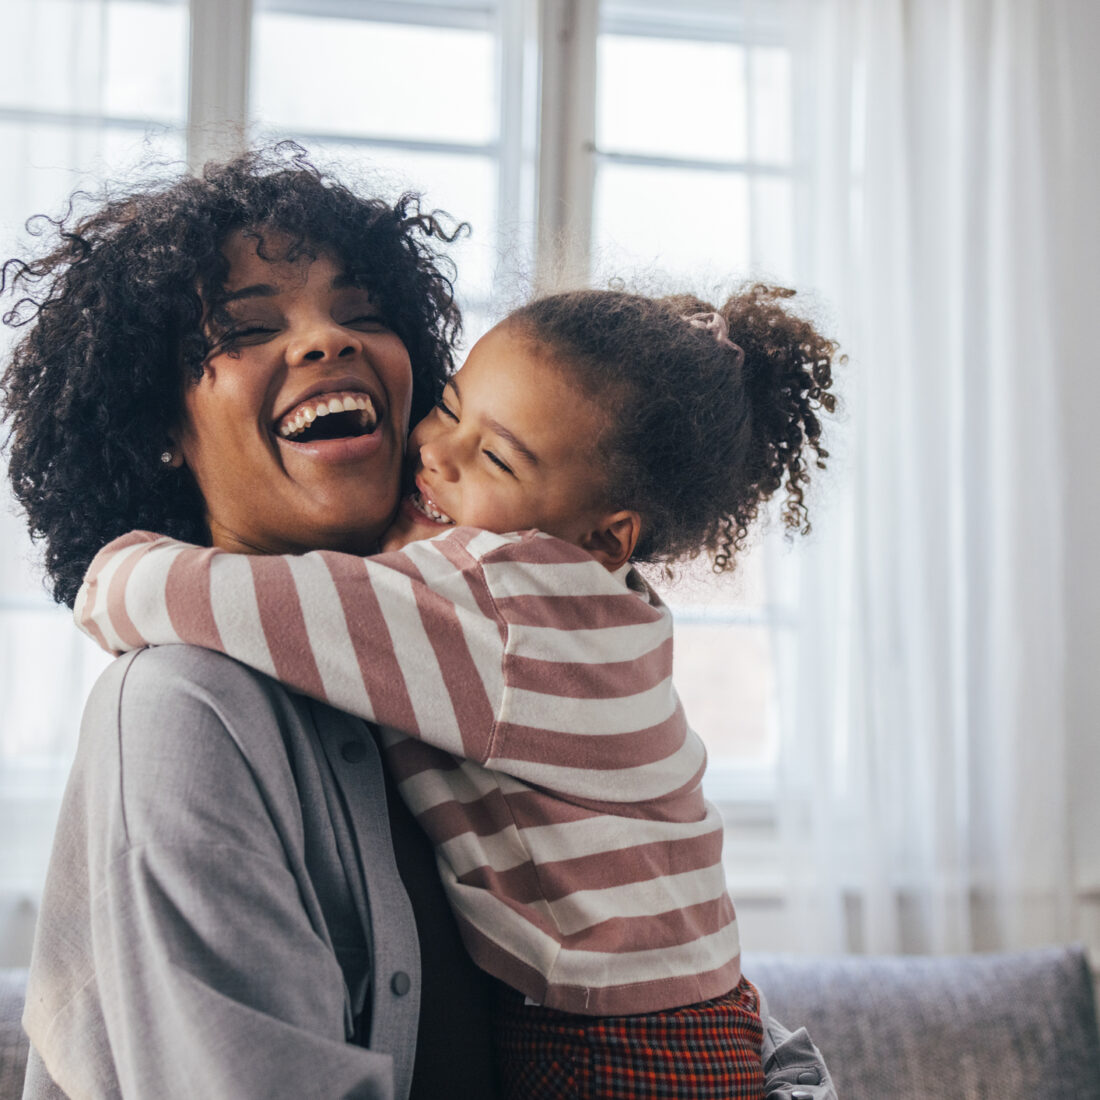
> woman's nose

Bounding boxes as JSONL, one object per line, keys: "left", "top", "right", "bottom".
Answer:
{"left": 287, "top": 319, "right": 362, "bottom": 366}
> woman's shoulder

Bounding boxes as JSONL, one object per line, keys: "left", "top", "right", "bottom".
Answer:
{"left": 77, "top": 646, "right": 323, "bottom": 850}
{"left": 90, "top": 644, "right": 283, "bottom": 717}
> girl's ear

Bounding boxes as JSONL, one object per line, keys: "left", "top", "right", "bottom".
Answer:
{"left": 580, "top": 511, "right": 642, "bottom": 571}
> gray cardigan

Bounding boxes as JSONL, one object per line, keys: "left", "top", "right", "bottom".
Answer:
{"left": 22, "top": 645, "right": 441, "bottom": 1099}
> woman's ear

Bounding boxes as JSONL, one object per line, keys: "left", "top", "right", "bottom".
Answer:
{"left": 580, "top": 511, "right": 642, "bottom": 571}
{"left": 161, "top": 432, "right": 186, "bottom": 469}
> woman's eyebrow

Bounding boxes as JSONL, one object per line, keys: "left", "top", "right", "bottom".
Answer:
{"left": 223, "top": 283, "right": 278, "bottom": 303}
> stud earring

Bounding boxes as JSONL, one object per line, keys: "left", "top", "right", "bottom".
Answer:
{"left": 160, "top": 451, "right": 174, "bottom": 465}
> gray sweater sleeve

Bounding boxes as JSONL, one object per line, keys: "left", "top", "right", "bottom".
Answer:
{"left": 23, "top": 646, "right": 417, "bottom": 1100}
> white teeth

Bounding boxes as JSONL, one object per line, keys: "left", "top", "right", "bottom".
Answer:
{"left": 411, "top": 491, "right": 455, "bottom": 525}
{"left": 277, "top": 392, "right": 377, "bottom": 438}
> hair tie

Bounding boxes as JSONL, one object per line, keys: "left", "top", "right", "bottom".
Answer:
{"left": 683, "top": 311, "right": 745, "bottom": 368}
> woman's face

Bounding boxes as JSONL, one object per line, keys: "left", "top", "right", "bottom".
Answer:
{"left": 174, "top": 230, "right": 413, "bottom": 555}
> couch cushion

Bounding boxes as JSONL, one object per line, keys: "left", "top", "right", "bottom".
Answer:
{"left": 744, "top": 945, "right": 1100, "bottom": 1100}
{"left": 0, "top": 970, "right": 28, "bottom": 1100}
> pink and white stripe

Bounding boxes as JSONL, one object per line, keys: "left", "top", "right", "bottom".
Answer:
{"left": 77, "top": 527, "right": 741, "bottom": 1015}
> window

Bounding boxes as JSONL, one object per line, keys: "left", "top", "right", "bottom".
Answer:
{"left": 249, "top": 0, "right": 539, "bottom": 343}
{"left": 1, "top": 0, "right": 812, "bottom": 936}
{"left": 588, "top": 0, "right": 805, "bottom": 803}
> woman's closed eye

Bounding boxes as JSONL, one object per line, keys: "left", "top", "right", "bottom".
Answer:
{"left": 342, "top": 313, "right": 391, "bottom": 331}
{"left": 218, "top": 324, "right": 277, "bottom": 350}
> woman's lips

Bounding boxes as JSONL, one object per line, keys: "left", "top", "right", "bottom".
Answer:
{"left": 277, "top": 427, "right": 388, "bottom": 465}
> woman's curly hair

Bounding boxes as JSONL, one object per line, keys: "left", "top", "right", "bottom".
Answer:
{"left": 1, "top": 144, "right": 464, "bottom": 607}
{"left": 509, "top": 285, "right": 840, "bottom": 570}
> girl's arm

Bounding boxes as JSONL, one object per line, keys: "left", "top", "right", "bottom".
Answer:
{"left": 76, "top": 529, "right": 509, "bottom": 763}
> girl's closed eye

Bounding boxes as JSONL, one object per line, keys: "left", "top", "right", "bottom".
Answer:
{"left": 435, "top": 399, "right": 459, "bottom": 422}
{"left": 484, "top": 450, "right": 515, "bottom": 476}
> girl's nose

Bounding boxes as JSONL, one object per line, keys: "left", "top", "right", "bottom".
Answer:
{"left": 287, "top": 319, "right": 362, "bottom": 367}
{"left": 418, "top": 438, "right": 460, "bottom": 482}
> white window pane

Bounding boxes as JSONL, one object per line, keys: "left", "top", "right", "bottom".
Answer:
{"left": 103, "top": 1, "right": 189, "bottom": 121}
{"left": 0, "top": 123, "right": 186, "bottom": 257}
{"left": 672, "top": 622, "right": 777, "bottom": 765}
{"left": 753, "top": 175, "right": 795, "bottom": 283}
{"left": 593, "top": 164, "right": 749, "bottom": 285}
{"left": 597, "top": 35, "right": 746, "bottom": 161}
{"left": 0, "top": 610, "right": 111, "bottom": 763}
{"left": 0, "top": 0, "right": 105, "bottom": 113}
{"left": 252, "top": 14, "right": 496, "bottom": 145}
{"left": 0, "top": 0, "right": 186, "bottom": 121}
{"left": 750, "top": 47, "right": 792, "bottom": 165}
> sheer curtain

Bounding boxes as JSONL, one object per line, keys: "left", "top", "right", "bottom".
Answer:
{"left": 0, "top": 0, "right": 188, "bottom": 965}
{"left": 771, "top": 0, "right": 1088, "bottom": 955}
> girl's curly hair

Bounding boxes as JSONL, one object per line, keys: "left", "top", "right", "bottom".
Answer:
{"left": 508, "top": 285, "right": 840, "bottom": 570}
{"left": 1, "top": 144, "right": 464, "bottom": 607}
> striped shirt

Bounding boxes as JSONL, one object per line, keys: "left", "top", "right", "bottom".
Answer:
{"left": 76, "top": 527, "right": 741, "bottom": 1016}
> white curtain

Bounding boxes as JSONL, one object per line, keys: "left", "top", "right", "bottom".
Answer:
{"left": 770, "top": 0, "right": 1091, "bottom": 955}
{"left": 0, "top": 0, "right": 185, "bottom": 965}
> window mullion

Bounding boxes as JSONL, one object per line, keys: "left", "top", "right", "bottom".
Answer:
{"left": 187, "top": 0, "right": 253, "bottom": 171}
{"left": 496, "top": 0, "right": 539, "bottom": 283}
{"left": 534, "top": 0, "right": 598, "bottom": 292}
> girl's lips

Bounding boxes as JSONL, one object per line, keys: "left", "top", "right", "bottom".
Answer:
{"left": 401, "top": 488, "right": 456, "bottom": 527}
{"left": 413, "top": 477, "right": 456, "bottom": 522}
{"left": 399, "top": 494, "right": 449, "bottom": 529}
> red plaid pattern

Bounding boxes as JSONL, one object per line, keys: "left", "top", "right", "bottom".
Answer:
{"left": 494, "top": 979, "right": 765, "bottom": 1099}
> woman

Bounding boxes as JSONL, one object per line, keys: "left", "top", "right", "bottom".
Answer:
{"left": 2, "top": 146, "right": 501, "bottom": 1099}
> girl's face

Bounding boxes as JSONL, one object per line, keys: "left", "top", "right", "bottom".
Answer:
{"left": 174, "top": 230, "right": 413, "bottom": 555}
{"left": 386, "top": 322, "right": 637, "bottom": 564}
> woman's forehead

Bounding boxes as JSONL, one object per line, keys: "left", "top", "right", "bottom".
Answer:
{"left": 221, "top": 228, "right": 336, "bottom": 285}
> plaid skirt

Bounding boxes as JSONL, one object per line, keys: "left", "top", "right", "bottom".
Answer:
{"left": 493, "top": 978, "right": 765, "bottom": 1100}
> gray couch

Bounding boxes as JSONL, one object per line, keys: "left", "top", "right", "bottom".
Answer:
{"left": 2, "top": 947, "right": 1098, "bottom": 1098}
{"left": 0, "top": 970, "right": 25, "bottom": 1100}
{"left": 745, "top": 945, "right": 1100, "bottom": 1098}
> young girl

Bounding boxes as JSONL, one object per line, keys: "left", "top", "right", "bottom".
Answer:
{"left": 78, "top": 284, "right": 838, "bottom": 1098}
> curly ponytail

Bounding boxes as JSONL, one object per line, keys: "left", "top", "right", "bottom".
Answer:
{"left": 508, "top": 284, "right": 841, "bottom": 571}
